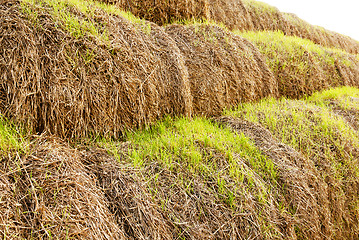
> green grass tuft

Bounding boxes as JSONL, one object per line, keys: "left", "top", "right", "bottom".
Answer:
{"left": 101, "top": 116, "right": 278, "bottom": 206}
{"left": 20, "top": 0, "right": 151, "bottom": 40}
{"left": 0, "top": 117, "right": 28, "bottom": 155}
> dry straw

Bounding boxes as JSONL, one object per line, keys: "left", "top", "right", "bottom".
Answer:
{"left": 98, "top": 0, "right": 359, "bottom": 54}
{"left": 0, "top": 137, "right": 173, "bottom": 239}
{"left": 165, "top": 23, "right": 278, "bottom": 116}
{"left": 0, "top": 138, "right": 126, "bottom": 239}
{"left": 0, "top": 0, "right": 192, "bottom": 138}
{"left": 0, "top": 0, "right": 281, "bottom": 138}
{"left": 242, "top": 31, "right": 359, "bottom": 99}
{"left": 216, "top": 117, "right": 333, "bottom": 239}
{"left": 83, "top": 149, "right": 175, "bottom": 239}
{"left": 1, "top": 119, "right": 358, "bottom": 239}
{"left": 101, "top": 0, "right": 210, "bottom": 25}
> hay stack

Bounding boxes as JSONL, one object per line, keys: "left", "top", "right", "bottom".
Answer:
{"left": 235, "top": 99, "right": 359, "bottom": 239}
{"left": 98, "top": 0, "right": 359, "bottom": 54}
{"left": 101, "top": 0, "right": 210, "bottom": 25}
{"left": 1, "top": 0, "right": 280, "bottom": 139}
{"left": 0, "top": 0, "right": 192, "bottom": 138}
{"left": 217, "top": 117, "right": 333, "bottom": 239}
{"left": 0, "top": 137, "right": 176, "bottom": 239}
{"left": 83, "top": 149, "right": 175, "bottom": 239}
{"left": 0, "top": 138, "right": 126, "bottom": 239}
{"left": 138, "top": 162, "right": 281, "bottom": 239}
{"left": 207, "top": 0, "right": 254, "bottom": 30}
{"left": 165, "top": 23, "right": 278, "bottom": 116}
{"left": 243, "top": 31, "right": 359, "bottom": 99}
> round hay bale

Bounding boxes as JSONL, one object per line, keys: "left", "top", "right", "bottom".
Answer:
{"left": 97, "top": 0, "right": 359, "bottom": 54}
{"left": 0, "top": 1, "right": 192, "bottom": 139}
{"left": 100, "top": 0, "right": 210, "bottom": 25}
{"left": 243, "top": 31, "right": 359, "bottom": 99}
{"left": 334, "top": 54, "right": 359, "bottom": 87}
{"left": 240, "top": 38, "right": 279, "bottom": 98}
{"left": 0, "top": 136, "right": 128, "bottom": 239}
{"left": 147, "top": 22, "right": 193, "bottom": 118}
{"left": 208, "top": 0, "right": 254, "bottom": 31}
{"left": 216, "top": 116, "right": 334, "bottom": 239}
{"left": 165, "top": 23, "right": 278, "bottom": 116}
{"left": 83, "top": 149, "right": 175, "bottom": 239}
{"left": 243, "top": 0, "right": 289, "bottom": 32}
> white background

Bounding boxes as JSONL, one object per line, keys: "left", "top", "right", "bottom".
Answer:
{"left": 259, "top": 0, "right": 359, "bottom": 42}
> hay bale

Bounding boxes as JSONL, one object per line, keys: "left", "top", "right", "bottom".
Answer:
{"left": 165, "top": 23, "right": 278, "bottom": 116}
{"left": 332, "top": 53, "right": 359, "bottom": 87}
{"left": 233, "top": 99, "right": 359, "bottom": 239}
{"left": 243, "top": 0, "right": 289, "bottom": 32}
{"left": 1, "top": 138, "right": 176, "bottom": 239}
{"left": 99, "top": 0, "right": 359, "bottom": 54}
{"left": 100, "top": 0, "right": 210, "bottom": 25}
{"left": 217, "top": 117, "right": 333, "bottom": 239}
{"left": 139, "top": 163, "right": 276, "bottom": 239}
{"left": 0, "top": 138, "right": 126, "bottom": 239}
{"left": 0, "top": 0, "right": 192, "bottom": 139}
{"left": 207, "top": 0, "right": 254, "bottom": 31}
{"left": 242, "top": 31, "right": 359, "bottom": 99}
{"left": 83, "top": 149, "right": 175, "bottom": 239}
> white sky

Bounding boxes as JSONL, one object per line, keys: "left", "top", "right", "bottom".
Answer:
{"left": 258, "top": 0, "right": 359, "bottom": 42}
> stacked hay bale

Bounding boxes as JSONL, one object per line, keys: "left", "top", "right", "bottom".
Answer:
{"left": 1, "top": 0, "right": 357, "bottom": 139}
{"left": 100, "top": 0, "right": 210, "bottom": 25}
{"left": 99, "top": 0, "right": 359, "bottom": 54}
{"left": 207, "top": 0, "right": 254, "bottom": 30}
{"left": 165, "top": 23, "right": 278, "bottom": 116}
{"left": 1, "top": 0, "right": 283, "bottom": 138}
{"left": 242, "top": 0, "right": 288, "bottom": 32}
{"left": 221, "top": 94, "right": 359, "bottom": 239}
{"left": 0, "top": 0, "right": 192, "bottom": 138}
{"left": 12, "top": 140, "right": 126, "bottom": 239}
{"left": 0, "top": 137, "right": 174, "bottom": 239}
{"left": 242, "top": 31, "right": 359, "bottom": 99}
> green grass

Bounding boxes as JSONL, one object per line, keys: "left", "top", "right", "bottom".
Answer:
{"left": 243, "top": 0, "right": 279, "bottom": 14}
{"left": 0, "top": 117, "right": 27, "bottom": 155}
{"left": 240, "top": 30, "right": 347, "bottom": 65}
{"left": 100, "top": 116, "right": 281, "bottom": 237}
{"left": 237, "top": 30, "right": 357, "bottom": 98}
{"left": 225, "top": 91, "right": 359, "bottom": 181}
{"left": 223, "top": 87, "right": 359, "bottom": 236}
{"left": 102, "top": 116, "right": 277, "bottom": 192}
{"left": 20, "top": 0, "right": 151, "bottom": 40}
{"left": 308, "top": 86, "right": 359, "bottom": 110}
